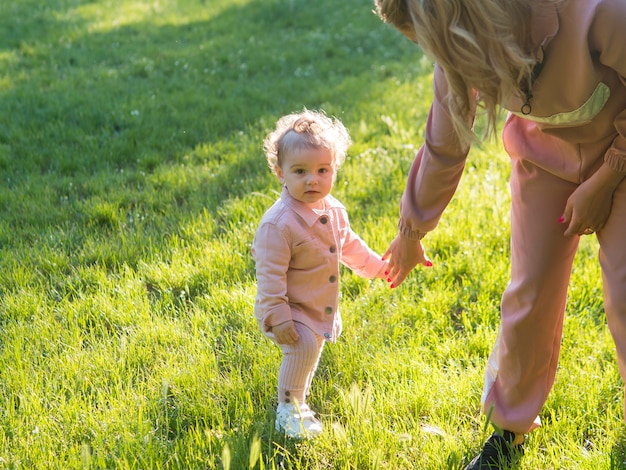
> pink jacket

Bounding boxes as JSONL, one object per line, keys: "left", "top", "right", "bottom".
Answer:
{"left": 399, "top": 0, "right": 626, "bottom": 241}
{"left": 252, "top": 187, "right": 387, "bottom": 342}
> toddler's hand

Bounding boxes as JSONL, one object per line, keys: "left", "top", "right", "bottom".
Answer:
{"left": 376, "top": 260, "right": 391, "bottom": 280}
{"left": 272, "top": 320, "right": 299, "bottom": 344}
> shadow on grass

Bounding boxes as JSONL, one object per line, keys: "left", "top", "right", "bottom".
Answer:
{"left": 0, "top": 0, "right": 432, "bottom": 466}
{"left": 1, "top": 0, "right": 430, "bottom": 289}
{"left": 0, "top": 0, "right": 428, "bottom": 265}
{"left": 1, "top": 0, "right": 424, "bottom": 174}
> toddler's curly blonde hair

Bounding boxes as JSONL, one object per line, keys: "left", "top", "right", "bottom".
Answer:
{"left": 264, "top": 109, "right": 351, "bottom": 175}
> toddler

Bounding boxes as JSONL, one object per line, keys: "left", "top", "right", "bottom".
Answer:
{"left": 252, "top": 109, "right": 389, "bottom": 438}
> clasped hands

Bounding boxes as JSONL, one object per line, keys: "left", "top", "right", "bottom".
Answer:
{"left": 382, "top": 233, "right": 432, "bottom": 289}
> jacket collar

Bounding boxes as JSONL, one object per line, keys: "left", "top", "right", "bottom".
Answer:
{"left": 280, "top": 186, "right": 341, "bottom": 227}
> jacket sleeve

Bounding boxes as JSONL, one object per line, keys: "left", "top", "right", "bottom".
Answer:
{"left": 252, "top": 221, "right": 292, "bottom": 332}
{"left": 591, "top": 0, "right": 626, "bottom": 173}
{"left": 398, "top": 64, "right": 473, "bottom": 240}
{"left": 338, "top": 208, "right": 387, "bottom": 279}
{"left": 339, "top": 213, "right": 387, "bottom": 279}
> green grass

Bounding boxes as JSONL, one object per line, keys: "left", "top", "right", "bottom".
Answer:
{"left": 0, "top": 0, "right": 623, "bottom": 468}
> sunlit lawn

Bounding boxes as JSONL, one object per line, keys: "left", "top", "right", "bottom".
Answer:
{"left": 0, "top": 0, "right": 623, "bottom": 468}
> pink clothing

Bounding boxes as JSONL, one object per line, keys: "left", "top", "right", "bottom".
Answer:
{"left": 399, "top": 0, "right": 626, "bottom": 240}
{"left": 484, "top": 154, "right": 626, "bottom": 434}
{"left": 483, "top": 159, "right": 582, "bottom": 433}
{"left": 397, "top": 0, "right": 626, "bottom": 434}
{"left": 277, "top": 322, "right": 325, "bottom": 404}
{"left": 252, "top": 186, "right": 386, "bottom": 343}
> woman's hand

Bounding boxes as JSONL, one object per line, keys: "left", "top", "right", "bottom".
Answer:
{"left": 272, "top": 320, "right": 299, "bottom": 344}
{"left": 561, "top": 164, "right": 624, "bottom": 236}
{"left": 382, "top": 234, "right": 432, "bottom": 288}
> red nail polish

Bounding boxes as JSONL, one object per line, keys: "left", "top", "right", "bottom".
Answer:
{"left": 390, "top": 284, "right": 395, "bottom": 289}
{"left": 384, "top": 271, "right": 389, "bottom": 276}
{"left": 387, "top": 278, "right": 391, "bottom": 283}
{"left": 426, "top": 261, "right": 433, "bottom": 267}
{"left": 558, "top": 216, "right": 565, "bottom": 223}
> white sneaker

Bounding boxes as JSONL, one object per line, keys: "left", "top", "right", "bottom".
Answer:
{"left": 275, "top": 402, "right": 323, "bottom": 439}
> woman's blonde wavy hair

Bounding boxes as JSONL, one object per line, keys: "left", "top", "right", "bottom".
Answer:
{"left": 375, "top": 0, "right": 563, "bottom": 147}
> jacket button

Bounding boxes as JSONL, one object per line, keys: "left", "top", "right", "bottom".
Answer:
{"left": 320, "top": 216, "right": 328, "bottom": 224}
{"left": 325, "top": 307, "right": 333, "bottom": 314}
{"left": 329, "top": 245, "right": 336, "bottom": 253}
{"left": 329, "top": 275, "right": 336, "bottom": 283}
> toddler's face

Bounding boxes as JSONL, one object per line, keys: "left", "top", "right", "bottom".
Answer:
{"left": 276, "top": 147, "right": 335, "bottom": 207}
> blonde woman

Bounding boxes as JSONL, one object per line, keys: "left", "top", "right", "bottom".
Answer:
{"left": 376, "top": 0, "right": 626, "bottom": 468}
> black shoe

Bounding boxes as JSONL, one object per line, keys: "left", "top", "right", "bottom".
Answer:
{"left": 465, "top": 430, "right": 524, "bottom": 470}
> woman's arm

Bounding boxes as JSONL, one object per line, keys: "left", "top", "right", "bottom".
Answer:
{"left": 386, "top": 65, "right": 472, "bottom": 286}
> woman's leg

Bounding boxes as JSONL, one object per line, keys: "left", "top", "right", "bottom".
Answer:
{"left": 482, "top": 157, "right": 580, "bottom": 434}
{"left": 598, "top": 178, "right": 626, "bottom": 419}
{"left": 277, "top": 322, "right": 325, "bottom": 405}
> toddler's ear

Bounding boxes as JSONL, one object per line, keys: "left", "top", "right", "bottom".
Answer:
{"left": 275, "top": 165, "right": 284, "bottom": 182}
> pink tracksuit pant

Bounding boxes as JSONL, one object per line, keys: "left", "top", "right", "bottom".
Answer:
{"left": 481, "top": 156, "right": 626, "bottom": 434}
